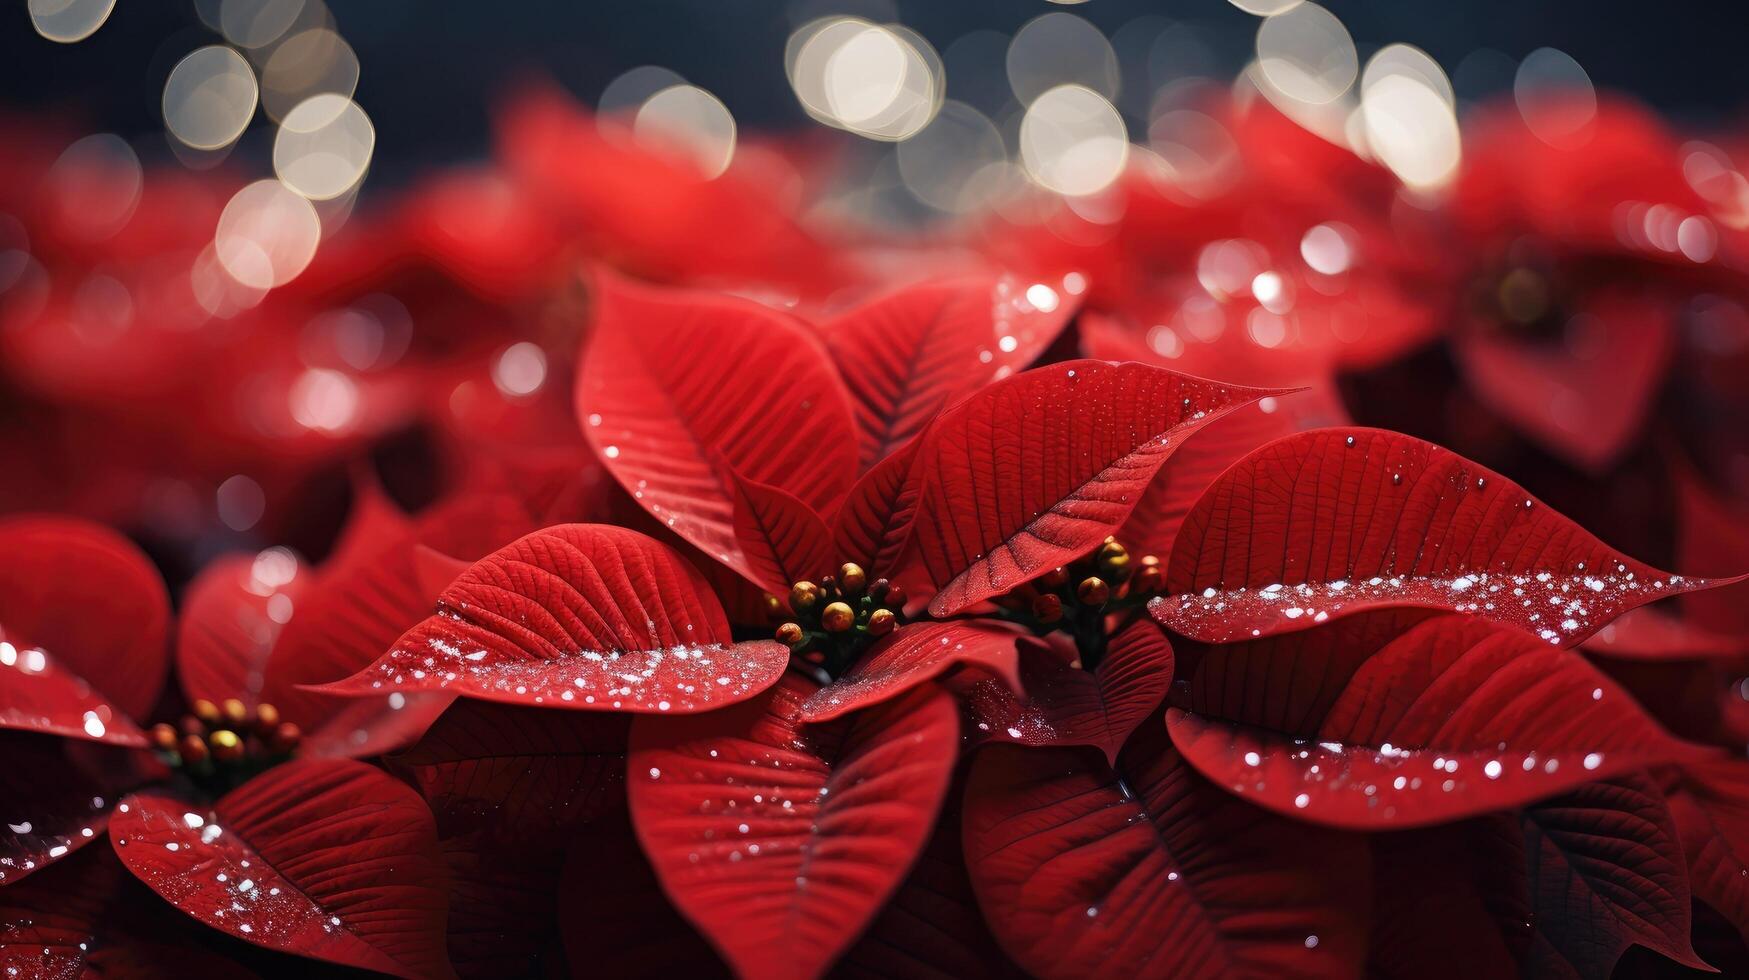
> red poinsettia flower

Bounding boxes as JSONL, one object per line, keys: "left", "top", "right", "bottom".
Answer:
{"left": 1436, "top": 96, "right": 1747, "bottom": 474}
{"left": 298, "top": 268, "right": 1746, "bottom": 977}
{"left": 0, "top": 468, "right": 584, "bottom": 975}
{"left": 979, "top": 98, "right": 1442, "bottom": 393}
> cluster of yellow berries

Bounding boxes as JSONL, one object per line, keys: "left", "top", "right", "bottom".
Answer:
{"left": 771, "top": 562, "right": 906, "bottom": 659}
{"left": 1000, "top": 536, "right": 1162, "bottom": 626}
{"left": 149, "top": 698, "right": 300, "bottom": 768}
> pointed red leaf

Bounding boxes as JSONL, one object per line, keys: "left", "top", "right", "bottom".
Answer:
{"left": 728, "top": 467, "right": 836, "bottom": 596}
{"left": 628, "top": 674, "right": 958, "bottom": 980}
{"left": 0, "top": 643, "right": 145, "bottom": 748}
{"left": 392, "top": 700, "right": 627, "bottom": 841}
{"left": 831, "top": 433, "right": 925, "bottom": 580}
{"left": 822, "top": 275, "right": 1079, "bottom": 469}
{"left": 176, "top": 550, "right": 310, "bottom": 708}
{"left": 1669, "top": 758, "right": 1749, "bottom": 950}
{"left": 109, "top": 759, "right": 453, "bottom": 979}
{"left": 799, "top": 620, "right": 1021, "bottom": 722}
{"left": 577, "top": 277, "right": 858, "bottom": 581}
{"left": 962, "top": 721, "right": 1370, "bottom": 979}
{"left": 310, "top": 525, "right": 788, "bottom": 713}
{"left": 1453, "top": 288, "right": 1673, "bottom": 473}
{"left": 1154, "top": 428, "right": 1733, "bottom": 645}
{"left": 913, "top": 360, "right": 1285, "bottom": 616}
{"left": 963, "top": 619, "right": 1174, "bottom": 762}
{"left": 0, "top": 516, "right": 169, "bottom": 719}
{"left": 0, "top": 734, "right": 157, "bottom": 885}
{"left": 1520, "top": 774, "right": 1708, "bottom": 976}
{"left": 1167, "top": 615, "right": 1694, "bottom": 829}
{"left": 1117, "top": 388, "right": 1350, "bottom": 561}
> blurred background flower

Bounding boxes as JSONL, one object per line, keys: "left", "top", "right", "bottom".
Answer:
{"left": 4, "top": 0, "right": 1748, "bottom": 598}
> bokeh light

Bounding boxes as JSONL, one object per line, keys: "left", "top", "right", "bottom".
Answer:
{"left": 1005, "top": 12, "right": 1119, "bottom": 106}
{"left": 896, "top": 100, "right": 1010, "bottom": 212}
{"left": 273, "top": 94, "right": 375, "bottom": 200}
{"left": 1020, "top": 84, "right": 1129, "bottom": 197}
{"left": 1255, "top": 2, "right": 1356, "bottom": 106}
{"left": 599, "top": 65, "right": 689, "bottom": 119}
{"left": 219, "top": 0, "right": 307, "bottom": 49}
{"left": 214, "top": 179, "right": 322, "bottom": 289}
{"left": 259, "top": 27, "right": 359, "bottom": 121}
{"left": 1515, "top": 47, "right": 1597, "bottom": 148}
{"left": 632, "top": 84, "right": 738, "bottom": 179}
{"left": 45, "top": 134, "right": 142, "bottom": 242}
{"left": 1361, "top": 44, "right": 1461, "bottom": 190}
{"left": 788, "top": 17, "right": 941, "bottom": 141}
{"left": 28, "top": 0, "right": 116, "bottom": 43}
{"left": 163, "top": 46, "right": 260, "bottom": 151}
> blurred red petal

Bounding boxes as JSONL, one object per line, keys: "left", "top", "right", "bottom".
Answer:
{"left": 0, "top": 516, "right": 169, "bottom": 719}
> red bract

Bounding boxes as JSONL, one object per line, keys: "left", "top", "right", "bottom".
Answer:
{"left": 1152, "top": 427, "right": 1725, "bottom": 645}
{"left": 1165, "top": 614, "right": 1698, "bottom": 828}
{"left": 109, "top": 760, "right": 453, "bottom": 979}
{"left": 1438, "top": 99, "right": 1732, "bottom": 472}
{"left": 0, "top": 498, "right": 541, "bottom": 971}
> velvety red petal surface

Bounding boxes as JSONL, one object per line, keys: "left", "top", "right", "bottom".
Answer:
{"left": 109, "top": 759, "right": 454, "bottom": 979}
{"left": 0, "top": 515, "right": 170, "bottom": 720}
{"left": 1116, "top": 388, "right": 1352, "bottom": 562}
{"left": 963, "top": 720, "right": 1370, "bottom": 979}
{"left": 963, "top": 619, "right": 1174, "bottom": 762}
{"left": 1167, "top": 615, "right": 1693, "bottom": 828}
{"left": 1519, "top": 774, "right": 1709, "bottom": 975}
{"left": 836, "top": 787, "right": 1024, "bottom": 980}
{"left": 577, "top": 277, "right": 858, "bottom": 582}
{"left": 0, "top": 644, "right": 146, "bottom": 748}
{"left": 1670, "top": 758, "right": 1749, "bottom": 950}
{"left": 627, "top": 673, "right": 959, "bottom": 980}
{"left": 0, "top": 844, "right": 118, "bottom": 979}
{"left": 311, "top": 524, "right": 788, "bottom": 712}
{"left": 799, "top": 620, "right": 1022, "bottom": 722}
{"left": 821, "top": 274, "right": 1079, "bottom": 469}
{"left": 1154, "top": 427, "right": 1729, "bottom": 644}
{"left": 912, "top": 359, "right": 1285, "bottom": 616}
{"left": 727, "top": 468, "right": 837, "bottom": 596}
{"left": 831, "top": 434, "right": 925, "bottom": 581}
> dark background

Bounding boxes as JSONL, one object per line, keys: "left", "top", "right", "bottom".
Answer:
{"left": 6, "top": 0, "right": 1748, "bottom": 184}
